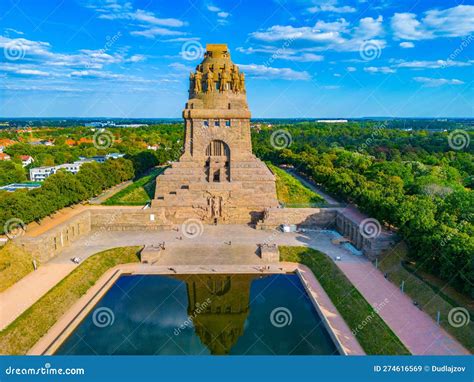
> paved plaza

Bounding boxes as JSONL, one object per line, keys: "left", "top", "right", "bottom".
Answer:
{"left": 0, "top": 224, "right": 468, "bottom": 355}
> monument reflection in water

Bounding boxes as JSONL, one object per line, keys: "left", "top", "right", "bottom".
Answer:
{"left": 56, "top": 274, "right": 339, "bottom": 355}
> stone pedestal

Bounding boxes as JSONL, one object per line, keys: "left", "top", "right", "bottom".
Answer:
{"left": 258, "top": 244, "right": 280, "bottom": 263}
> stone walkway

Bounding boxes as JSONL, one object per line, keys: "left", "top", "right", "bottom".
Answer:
{"left": 0, "top": 225, "right": 469, "bottom": 355}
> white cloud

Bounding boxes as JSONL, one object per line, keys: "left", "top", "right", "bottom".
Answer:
{"left": 250, "top": 16, "right": 385, "bottom": 52}
{"left": 347, "top": 66, "right": 357, "bottom": 72}
{"left": 397, "top": 60, "right": 471, "bottom": 69}
{"left": 237, "top": 46, "right": 324, "bottom": 62}
{"left": 126, "top": 54, "right": 146, "bottom": 63}
{"left": 413, "top": 77, "right": 464, "bottom": 87}
{"left": 364, "top": 66, "right": 396, "bottom": 74}
{"left": 4, "top": 28, "right": 24, "bottom": 36}
{"left": 130, "top": 28, "right": 184, "bottom": 38}
{"left": 85, "top": 1, "right": 186, "bottom": 38}
{"left": 308, "top": 5, "right": 356, "bottom": 14}
{"left": 237, "top": 64, "right": 310, "bottom": 80}
{"left": 0, "top": 64, "right": 50, "bottom": 76}
{"left": 207, "top": 5, "right": 220, "bottom": 13}
{"left": 207, "top": 4, "right": 230, "bottom": 20}
{"left": 69, "top": 70, "right": 123, "bottom": 79}
{"left": 399, "top": 41, "right": 414, "bottom": 48}
{"left": 15, "top": 69, "right": 50, "bottom": 76}
{"left": 392, "top": 5, "right": 474, "bottom": 40}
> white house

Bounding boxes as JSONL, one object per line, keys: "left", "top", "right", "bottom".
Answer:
{"left": 20, "top": 155, "right": 34, "bottom": 167}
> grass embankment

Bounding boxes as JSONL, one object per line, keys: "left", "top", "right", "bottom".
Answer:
{"left": 378, "top": 243, "right": 473, "bottom": 353}
{"left": 267, "top": 163, "right": 324, "bottom": 206}
{"left": 0, "top": 242, "right": 34, "bottom": 292}
{"left": 0, "top": 246, "right": 141, "bottom": 355}
{"left": 280, "top": 246, "right": 409, "bottom": 355}
{"left": 102, "top": 167, "right": 164, "bottom": 206}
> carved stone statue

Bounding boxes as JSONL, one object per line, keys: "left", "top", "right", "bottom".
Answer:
{"left": 194, "top": 70, "right": 202, "bottom": 93}
{"left": 206, "top": 67, "right": 214, "bottom": 93}
{"left": 239, "top": 72, "right": 245, "bottom": 93}
{"left": 231, "top": 66, "right": 240, "bottom": 93}
{"left": 219, "top": 65, "right": 230, "bottom": 92}
{"left": 189, "top": 72, "right": 195, "bottom": 93}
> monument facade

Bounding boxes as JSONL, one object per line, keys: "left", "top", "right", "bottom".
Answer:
{"left": 152, "top": 44, "right": 278, "bottom": 224}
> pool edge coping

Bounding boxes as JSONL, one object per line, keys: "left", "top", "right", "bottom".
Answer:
{"left": 28, "top": 263, "right": 364, "bottom": 356}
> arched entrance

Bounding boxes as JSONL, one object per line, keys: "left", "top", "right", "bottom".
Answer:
{"left": 205, "top": 140, "right": 230, "bottom": 182}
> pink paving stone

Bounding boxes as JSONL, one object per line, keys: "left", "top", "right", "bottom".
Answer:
{"left": 338, "top": 262, "right": 469, "bottom": 355}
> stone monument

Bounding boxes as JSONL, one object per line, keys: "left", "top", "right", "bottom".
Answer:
{"left": 152, "top": 44, "right": 278, "bottom": 224}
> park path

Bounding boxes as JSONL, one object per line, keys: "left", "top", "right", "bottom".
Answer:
{"left": 0, "top": 263, "right": 75, "bottom": 329}
{"left": 283, "top": 168, "right": 339, "bottom": 205}
{"left": 338, "top": 262, "right": 469, "bottom": 355}
{"left": 88, "top": 180, "right": 132, "bottom": 204}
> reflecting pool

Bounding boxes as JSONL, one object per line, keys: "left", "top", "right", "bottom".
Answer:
{"left": 56, "top": 273, "right": 339, "bottom": 355}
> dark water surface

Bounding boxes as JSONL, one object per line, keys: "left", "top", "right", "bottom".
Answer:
{"left": 56, "top": 273, "right": 339, "bottom": 355}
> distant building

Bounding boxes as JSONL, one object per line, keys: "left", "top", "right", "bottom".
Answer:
{"left": 0, "top": 139, "right": 16, "bottom": 152}
{"left": 0, "top": 182, "right": 41, "bottom": 192}
{"left": 317, "top": 119, "right": 348, "bottom": 123}
{"left": 20, "top": 155, "right": 34, "bottom": 167}
{"left": 0, "top": 153, "right": 11, "bottom": 161}
{"left": 29, "top": 140, "right": 54, "bottom": 146}
{"left": 29, "top": 153, "right": 125, "bottom": 182}
{"left": 147, "top": 145, "right": 159, "bottom": 151}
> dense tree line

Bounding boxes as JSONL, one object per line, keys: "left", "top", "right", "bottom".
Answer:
{"left": 253, "top": 124, "right": 473, "bottom": 296}
{"left": 0, "top": 153, "right": 159, "bottom": 235}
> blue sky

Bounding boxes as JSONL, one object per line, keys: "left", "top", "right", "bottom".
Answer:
{"left": 0, "top": 0, "right": 473, "bottom": 118}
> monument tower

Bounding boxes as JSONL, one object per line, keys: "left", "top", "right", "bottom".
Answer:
{"left": 152, "top": 44, "right": 278, "bottom": 223}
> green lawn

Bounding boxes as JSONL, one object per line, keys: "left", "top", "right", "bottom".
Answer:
{"left": 267, "top": 163, "right": 324, "bottom": 206}
{"left": 280, "top": 246, "right": 410, "bottom": 355}
{"left": 0, "top": 246, "right": 141, "bottom": 355}
{"left": 0, "top": 242, "right": 35, "bottom": 292}
{"left": 378, "top": 243, "right": 473, "bottom": 353}
{"left": 102, "top": 167, "right": 164, "bottom": 206}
